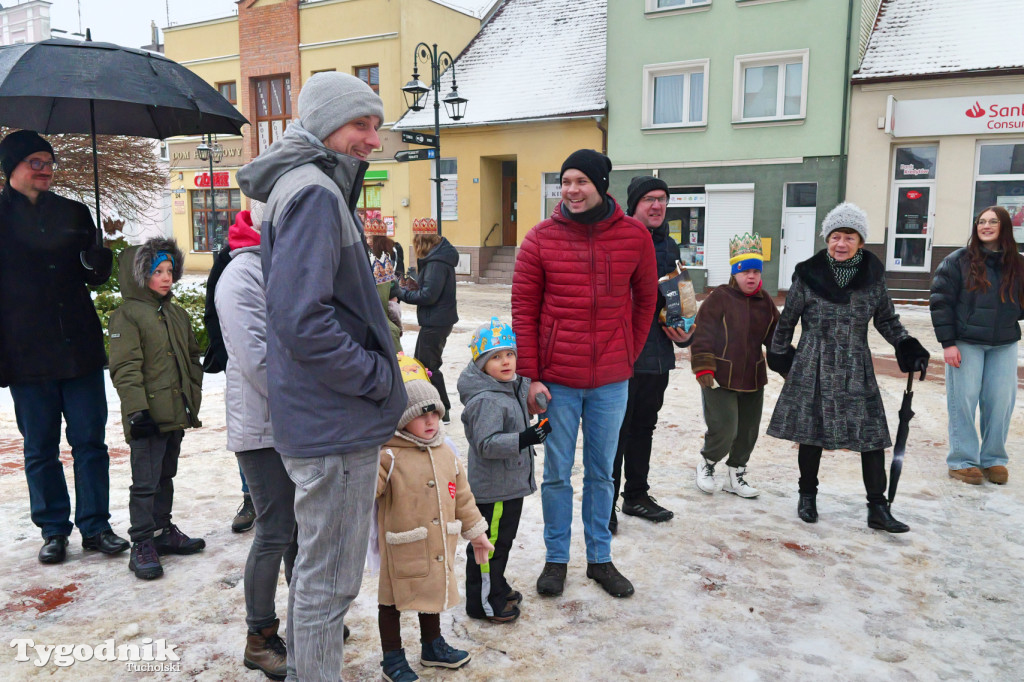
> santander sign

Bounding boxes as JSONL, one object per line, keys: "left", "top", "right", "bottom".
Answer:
{"left": 890, "top": 95, "right": 1024, "bottom": 137}
{"left": 965, "top": 100, "right": 1024, "bottom": 128}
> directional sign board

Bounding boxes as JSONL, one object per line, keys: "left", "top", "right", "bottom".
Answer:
{"left": 401, "top": 131, "right": 439, "bottom": 147}
{"left": 395, "top": 148, "right": 437, "bottom": 162}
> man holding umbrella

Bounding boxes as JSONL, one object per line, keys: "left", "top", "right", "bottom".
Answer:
{"left": 0, "top": 130, "right": 128, "bottom": 564}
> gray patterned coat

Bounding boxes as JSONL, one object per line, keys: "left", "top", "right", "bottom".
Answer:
{"left": 766, "top": 250, "right": 910, "bottom": 452}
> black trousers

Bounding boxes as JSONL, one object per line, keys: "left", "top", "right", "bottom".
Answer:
{"left": 414, "top": 324, "right": 453, "bottom": 414}
{"left": 612, "top": 372, "right": 670, "bottom": 503}
{"left": 128, "top": 430, "right": 184, "bottom": 542}
{"left": 798, "top": 444, "right": 887, "bottom": 504}
{"left": 465, "top": 497, "right": 523, "bottom": 618}
{"left": 378, "top": 604, "right": 439, "bottom": 653}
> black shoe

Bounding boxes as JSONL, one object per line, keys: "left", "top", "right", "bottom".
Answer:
{"left": 344, "top": 624, "right": 350, "bottom": 641}
{"left": 467, "top": 603, "right": 521, "bottom": 623}
{"left": 609, "top": 508, "right": 618, "bottom": 535}
{"left": 38, "top": 535, "right": 69, "bottom": 564}
{"left": 797, "top": 493, "right": 817, "bottom": 523}
{"left": 586, "top": 561, "right": 634, "bottom": 598}
{"left": 536, "top": 562, "right": 567, "bottom": 596}
{"left": 232, "top": 493, "right": 256, "bottom": 533}
{"left": 129, "top": 539, "right": 164, "bottom": 580}
{"left": 153, "top": 523, "right": 206, "bottom": 555}
{"left": 621, "top": 495, "right": 674, "bottom": 523}
{"left": 82, "top": 529, "right": 130, "bottom": 555}
{"left": 867, "top": 502, "right": 910, "bottom": 533}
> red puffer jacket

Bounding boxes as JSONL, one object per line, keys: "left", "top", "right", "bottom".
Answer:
{"left": 512, "top": 199, "right": 657, "bottom": 389}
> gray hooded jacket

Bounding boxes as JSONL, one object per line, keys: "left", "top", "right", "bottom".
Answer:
{"left": 457, "top": 360, "right": 537, "bottom": 504}
{"left": 236, "top": 123, "right": 405, "bottom": 458}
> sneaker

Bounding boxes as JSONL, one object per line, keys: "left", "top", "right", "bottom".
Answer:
{"left": 949, "top": 467, "right": 983, "bottom": 485}
{"left": 128, "top": 539, "right": 163, "bottom": 580}
{"left": 722, "top": 466, "right": 760, "bottom": 498}
{"left": 983, "top": 466, "right": 1008, "bottom": 484}
{"left": 232, "top": 494, "right": 256, "bottom": 533}
{"left": 696, "top": 457, "right": 722, "bottom": 494}
{"left": 244, "top": 618, "right": 287, "bottom": 681}
{"left": 467, "top": 603, "right": 520, "bottom": 624}
{"left": 505, "top": 589, "right": 523, "bottom": 607}
{"left": 381, "top": 648, "right": 419, "bottom": 682}
{"left": 586, "top": 561, "right": 634, "bottom": 598}
{"left": 621, "top": 495, "right": 674, "bottom": 522}
{"left": 536, "top": 562, "right": 567, "bottom": 596}
{"left": 420, "top": 636, "right": 471, "bottom": 669}
{"left": 153, "top": 524, "right": 206, "bottom": 555}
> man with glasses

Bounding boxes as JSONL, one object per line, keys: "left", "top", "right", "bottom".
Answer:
{"left": 0, "top": 130, "right": 126, "bottom": 565}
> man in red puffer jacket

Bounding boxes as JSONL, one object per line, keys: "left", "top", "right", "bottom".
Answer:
{"left": 512, "top": 149, "right": 656, "bottom": 600}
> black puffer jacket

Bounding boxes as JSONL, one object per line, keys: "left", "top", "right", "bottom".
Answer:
{"left": 399, "top": 237, "right": 459, "bottom": 327}
{"left": 633, "top": 222, "right": 691, "bottom": 374}
{"left": 930, "top": 247, "right": 1024, "bottom": 348}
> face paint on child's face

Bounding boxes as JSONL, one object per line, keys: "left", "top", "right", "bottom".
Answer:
{"left": 483, "top": 349, "right": 517, "bottom": 381}
{"left": 148, "top": 261, "right": 174, "bottom": 297}
{"left": 405, "top": 411, "right": 440, "bottom": 440}
{"left": 735, "top": 268, "right": 762, "bottom": 295}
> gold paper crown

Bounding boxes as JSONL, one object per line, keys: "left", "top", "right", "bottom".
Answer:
{"left": 397, "top": 353, "right": 430, "bottom": 383}
{"left": 729, "top": 232, "right": 764, "bottom": 264}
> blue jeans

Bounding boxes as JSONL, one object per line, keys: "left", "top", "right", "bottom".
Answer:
{"left": 9, "top": 369, "right": 111, "bottom": 538}
{"left": 542, "top": 381, "right": 628, "bottom": 564}
{"left": 946, "top": 341, "right": 1018, "bottom": 470}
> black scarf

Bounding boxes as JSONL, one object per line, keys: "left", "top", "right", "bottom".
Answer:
{"left": 826, "top": 249, "right": 863, "bottom": 289}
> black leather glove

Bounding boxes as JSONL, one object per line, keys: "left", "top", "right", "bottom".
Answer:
{"left": 766, "top": 345, "right": 796, "bottom": 376}
{"left": 81, "top": 244, "right": 113, "bottom": 274}
{"left": 896, "top": 337, "right": 930, "bottom": 374}
{"left": 129, "top": 410, "right": 160, "bottom": 440}
{"left": 518, "top": 419, "right": 552, "bottom": 449}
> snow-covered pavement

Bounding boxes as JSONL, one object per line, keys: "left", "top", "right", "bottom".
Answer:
{"left": 1, "top": 283, "right": 1022, "bottom": 680}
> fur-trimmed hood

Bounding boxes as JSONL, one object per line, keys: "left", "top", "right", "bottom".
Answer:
{"left": 794, "top": 248, "right": 885, "bottom": 304}
{"left": 118, "top": 238, "right": 185, "bottom": 304}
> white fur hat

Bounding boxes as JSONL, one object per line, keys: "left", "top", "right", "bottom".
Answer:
{"left": 820, "top": 202, "right": 868, "bottom": 242}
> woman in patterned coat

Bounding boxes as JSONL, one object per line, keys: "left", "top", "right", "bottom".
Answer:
{"left": 767, "top": 203, "right": 929, "bottom": 533}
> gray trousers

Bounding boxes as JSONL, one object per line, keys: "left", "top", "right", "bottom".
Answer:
{"left": 237, "top": 448, "right": 297, "bottom": 632}
{"left": 282, "top": 447, "right": 378, "bottom": 682}
{"left": 128, "top": 430, "right": 183, "bottom": 542}
{"left": 700, "top": 386, "right": 764, "bottom": 467}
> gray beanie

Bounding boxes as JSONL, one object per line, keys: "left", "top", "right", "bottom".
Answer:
{"left": 298, "top": 72, "right": 385, "bottom": 141}
{"left": 820, "top": 202, "right": 869, "bottom": 242}
{"left": 397, "top": 379, "right": 445, "bottom": 430}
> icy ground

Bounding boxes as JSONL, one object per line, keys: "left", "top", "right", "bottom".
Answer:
{"left": 1, "top": 284, "right": 1023, "bottom": 681}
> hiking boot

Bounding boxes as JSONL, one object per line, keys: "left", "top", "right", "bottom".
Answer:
{"left": 420, "top": 636, "right": 471, "bottom": 669}
{"left": 232, "top": 493, "right": 256, "bottom": 533}
{"left": 621, "top": 495, "right": 674, "bottom": 522}
{"left": 867, "top": 502, "right": 910, "bottom": 533}
{"left": 722, "top": 466, "right": 760, "bottom": 498}
{"left": 609, "top": 507, "right": 618, "bottom": 534}
{"left": 586, "top": 561, "right": 634, "bottom": 598}
{"left": 984, "top": 466, "right": 1009, "bottom": 484}
{"left": 381, "top": 648, "right": 418, "bottom": 682}
{"left": 797, "top": 493, "right": 817, "bottom": 523}
{"left": 949, "top": 467, "right": 983, "bottom": 485}
{"left": 129, "top": 539, "right": 163, "bottom": 580}
{"left": 38, "top": 535, "right": 68, "bottom": 564}
{"left": 536, "top": 562, "right": 567, "bottom": 596}
{"left": 244, "top": 618, "right": 287, "bottom": 681}
{"left": 696, "top": 457, "right": 722, "bottom": 494}
{"left": 153, "top": 523, "right": 206, "bottom": 555}
{"left": 467, "top": 603, "right": 520, "bottom": 624}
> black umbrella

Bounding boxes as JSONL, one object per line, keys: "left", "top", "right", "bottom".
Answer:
{"left": 888, "top": 366, "right": 927, "bottom": 504}
{"left": 0, "top": 35, "right": 248, "bottom": 242}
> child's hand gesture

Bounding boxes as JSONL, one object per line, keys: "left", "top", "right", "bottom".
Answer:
{"left": 469, "top": 533, "right": 494, "bottom": 565}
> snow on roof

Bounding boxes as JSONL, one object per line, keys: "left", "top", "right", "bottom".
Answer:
{"left": 395, "top": 0, "right": 606, "bottom": 129}
{"left": 855, "top": 0, "right": 1024, "bottom": 81}
{"left": 427, "top": 0, "right": 501, "bottom": 20}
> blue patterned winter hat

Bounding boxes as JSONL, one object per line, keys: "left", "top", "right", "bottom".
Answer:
{"left": 469, "top": 316, "right": 517, "bottom": 368}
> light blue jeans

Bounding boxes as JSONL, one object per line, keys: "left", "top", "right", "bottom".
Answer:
{"left": 946, "top": 341, "right": 1018, "bottom": 470}
{"left": 542, "top": 381, "right": 628, "bottom": 565}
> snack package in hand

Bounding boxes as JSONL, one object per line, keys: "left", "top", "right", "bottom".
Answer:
{"left": 658, "top": 261, "right": 698, "bottom": 332}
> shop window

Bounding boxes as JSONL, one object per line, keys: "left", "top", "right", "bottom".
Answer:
{"left": 191, "top": 189, "right": 241, "bottom": 253}
{"left": 733, "top": 50, "right": 808, "bottom": 122}
{"left": 253, "top": 75, "right": 292, "bottom": 155}
{"left": 646, "top": 0, "right": 711, "bottom": 12}
{"left": 356, "top": 184, "right": 382, "bottom": 224}
{"left": 666, "top": 188, "right": 707, "bottom": 267}
{"left": 643, "top": 60, "right": 709, "bottom": 129}
{"left": 542, "top": 172, "right": 561, "bottom": 219}
{"left": 355, "top": 65, "right": 380, "bottom": 94}
{"left": 217, "top": 81, "right": 237, "bottom": 105}
{"left": 974, "top": 141, "right": 1024, "bottom": 245}
{"left": 887, "top": 145, "right": 936, "bottom": 271}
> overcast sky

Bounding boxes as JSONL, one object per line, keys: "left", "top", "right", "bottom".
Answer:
{"left": 46, "top": 0, "right": 240, "bottom": 47}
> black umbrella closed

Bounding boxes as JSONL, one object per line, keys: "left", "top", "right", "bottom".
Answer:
{"left": 888, "top": 366, "right": 927, "bottom": 505}
{"left": 0, "top": 36, "right": 248, "bottom": 241}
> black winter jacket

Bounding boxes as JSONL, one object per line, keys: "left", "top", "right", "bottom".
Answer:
{"left": 0, "top": 186, "right": 110, "bottom": 385}
{"left": 633, "top": 222, "right": 691, "bottom": 374}
{"left": 399, "top": 237, "right": 459, "bottom": 328}
{"left": 930, "top": 247, "right": 1024, "bottom": 348}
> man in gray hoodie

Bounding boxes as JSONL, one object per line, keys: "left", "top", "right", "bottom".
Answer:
{"left": 237, "top": 72, "right": 405, "bottom": 682}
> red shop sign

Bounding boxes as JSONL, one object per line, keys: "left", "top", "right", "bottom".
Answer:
{"left": 194, "top": 171, "right": 230, "bottom": 188}
{"left": 905, "top": 190, "right": 923, "bottom": 200}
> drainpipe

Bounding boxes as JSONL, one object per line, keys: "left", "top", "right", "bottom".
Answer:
{"left": 837, "top": 0, "right": 855, "bottom": 202}
{"left": 596, "top": 114, "right": 608, "bottom": 154}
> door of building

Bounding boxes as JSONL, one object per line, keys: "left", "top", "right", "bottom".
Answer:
{"left": 705, "top": 184, "right": 755, "bottom": 286}
{"left": 779, "top": 182, "right": 818, "bottom": 290}
{"left": 886, "top": 183, "right": 935, "bottom": 272}
{"left": 502, "top": 174, "right": 518, "bottom": 246}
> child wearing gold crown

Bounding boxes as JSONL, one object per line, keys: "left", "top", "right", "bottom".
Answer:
{"left": 689, "top": 233, "right": 781, "bottom": 498}
{"left": 376, "top": 354, "right": 494, "bottom": 682}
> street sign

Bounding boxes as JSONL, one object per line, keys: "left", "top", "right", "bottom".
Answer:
{"left": 395, "top": 148, "right": 437, "bottom": 162}
{"left": 401, "top": 131, "right": 439, "bottom": 147}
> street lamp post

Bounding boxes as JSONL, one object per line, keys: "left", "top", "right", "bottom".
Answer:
{"left": 195, "top": 133, "right": 224, "bottom": 250}
{"left": 401, "top": 43, "right": 468, "bottom": 237}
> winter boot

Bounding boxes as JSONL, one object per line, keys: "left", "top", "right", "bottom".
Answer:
{"left": 381, "top": 648, "right": 419, "bottom": 682}
{"left": 586, "top": 561, "right": 635, "bottom": 598}
{"left": 797, "top": 493, "right": 817, "bottom": 523}
{"left": 984, "top": 466, "right": 1009, "bottom": 484}
{"left": 244, "top": 619, "right": 287, "bottom": 681}
{"left": 232, "top": 493, "right": 256, "bottom": 533}
{"left": 467, "top": 602, "right": 520, "bottom": 624}
{"left": 696, "top": 457, "right": 722, "bottom": 494}
{"left": 621, "top": 495, "right": 674, "bottom": 522}
{"left": 722, "top": 466, "right": 760, "bottom": 498}
{"left": 420, "top": 636, "right": 471, "bottom": 669}
{"left": 128, "top": 539, "right": 164, "bottom": 580}
{"left": 867, "top": 502, "right": 909, "bottom": 533}
{"left": 536, "top": 562, "right": 567, "bottom": 596}
{"left": 505, "top": 589, "right": 523, "bottom": 607}
{"left": 153, "top": 523, "right": 206, "bottom": 555}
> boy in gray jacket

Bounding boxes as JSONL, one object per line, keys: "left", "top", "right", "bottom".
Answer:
{"left": 457, "top": 317, "right": 550, "bottom": 623}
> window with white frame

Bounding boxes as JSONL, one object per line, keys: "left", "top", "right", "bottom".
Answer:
{"left": 974, "top": 140, "right": 1024, "bottom": 245}
{"left": 646, "top": 0, "right": 711, "bottom": 12}
{"left": 643, "top": 60, "right": 709, "bottom": 129}
{"left": 733, "top": 49, "right": 808, "bottom": 123}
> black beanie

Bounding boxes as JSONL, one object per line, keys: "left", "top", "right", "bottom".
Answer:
{"left": 560, "top": 149, "right": 612, "bottom": 198}
{"left": 0, "top": 130, "right": 54, "bottom": 179}
{"left": 626, "top": 175, "right": 669, "bottom": 217}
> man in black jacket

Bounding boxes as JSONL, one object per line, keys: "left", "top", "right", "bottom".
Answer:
{"left": 0, "top": 130, "right": 128, "bottom": 564}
